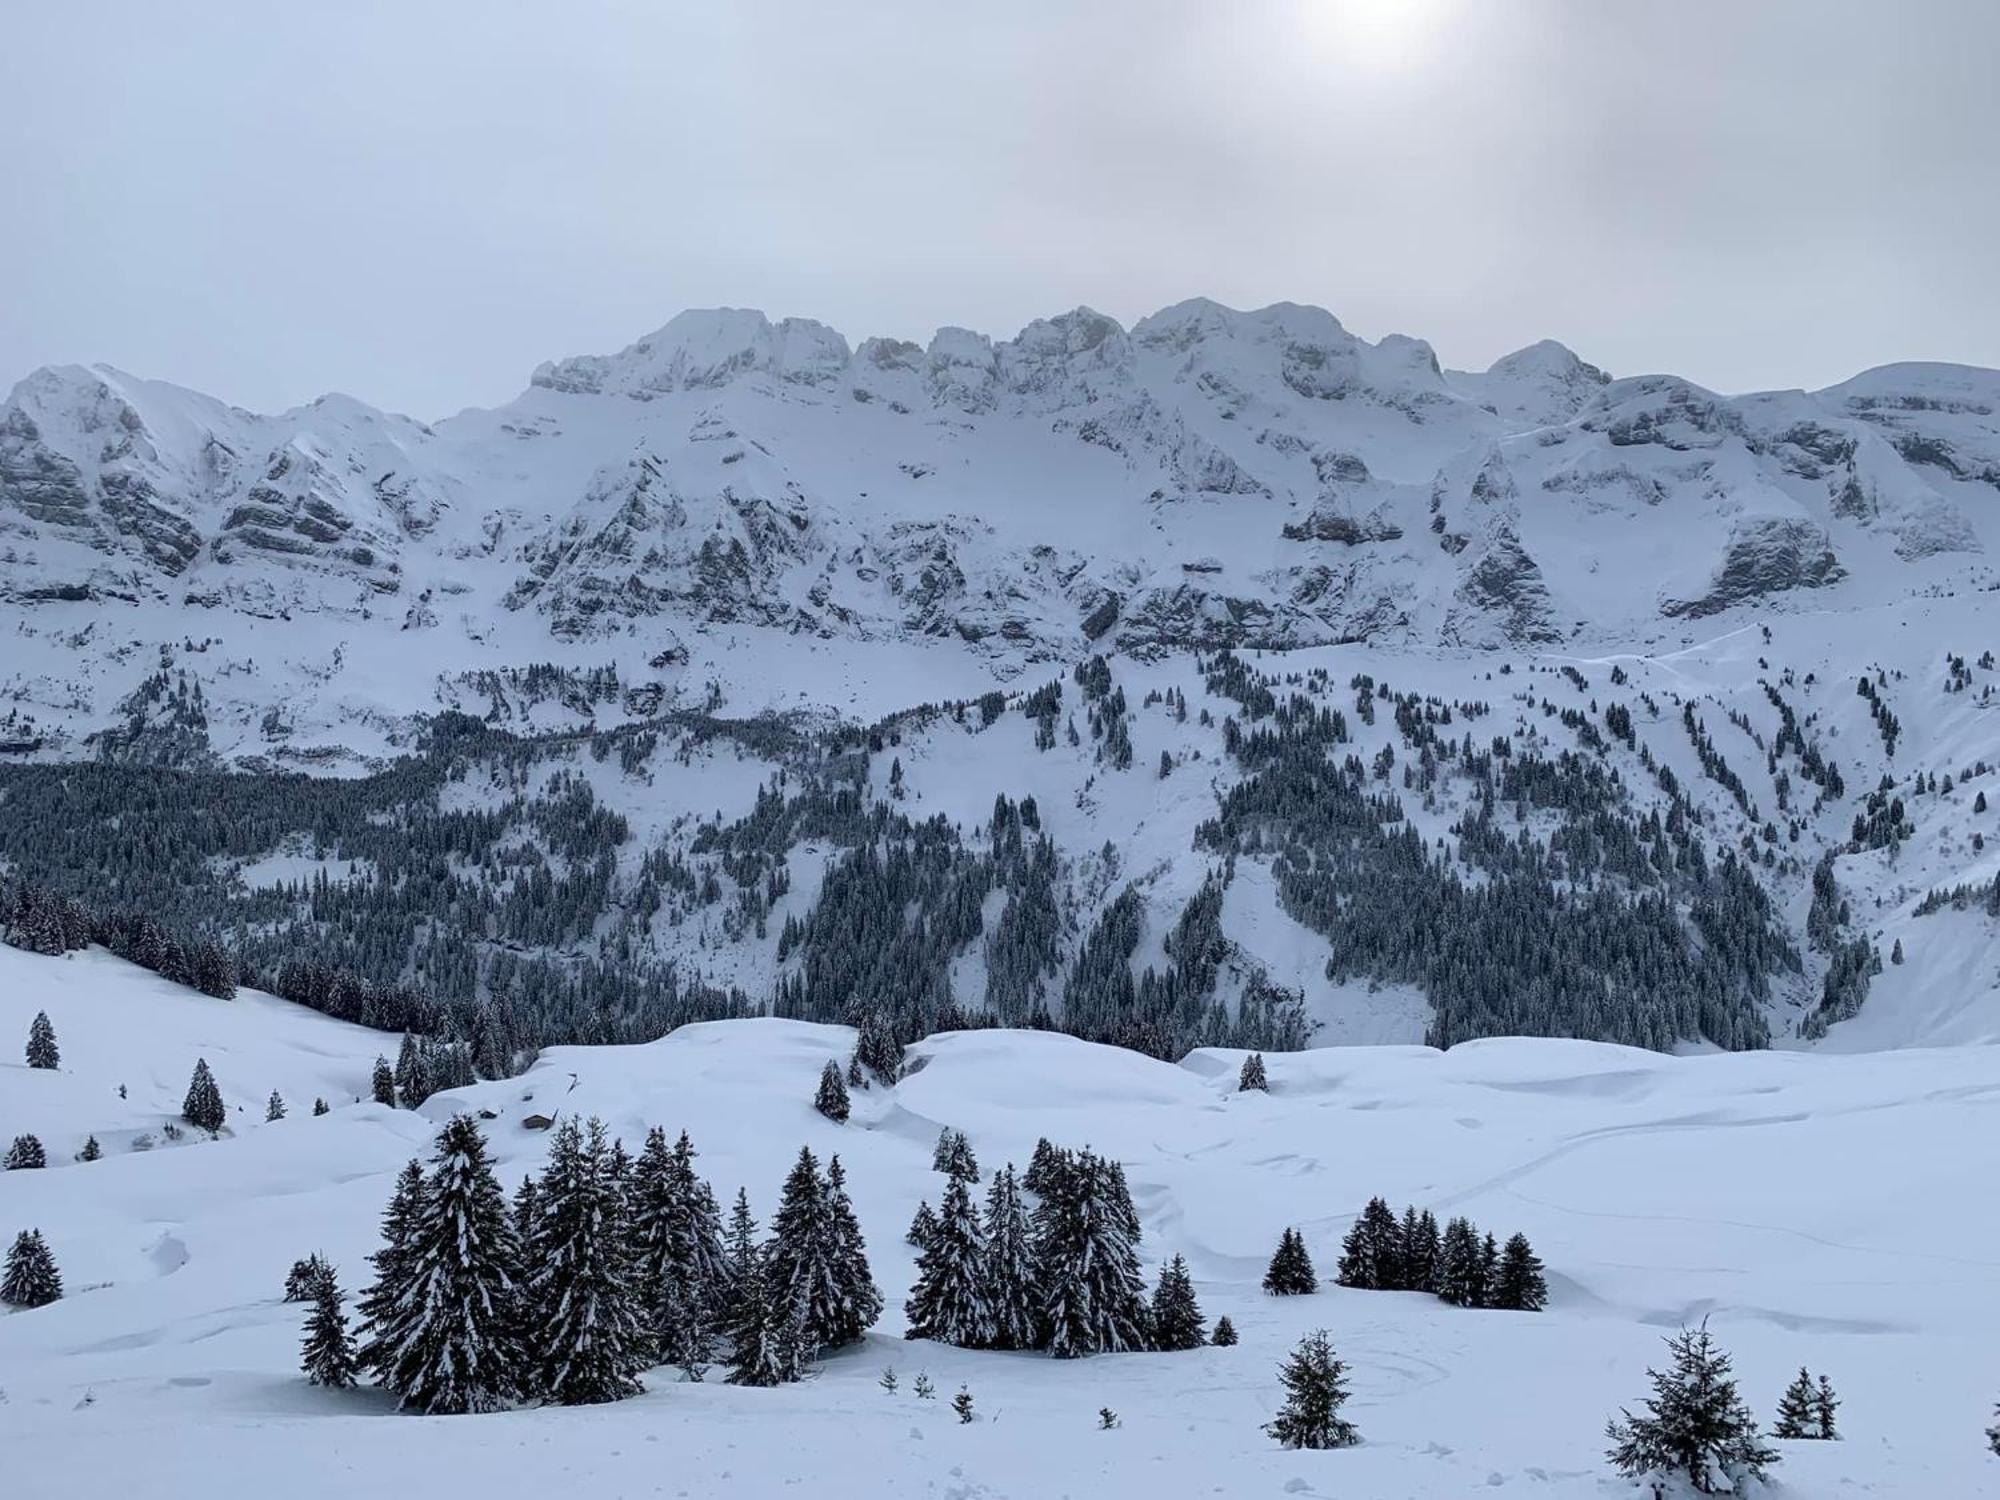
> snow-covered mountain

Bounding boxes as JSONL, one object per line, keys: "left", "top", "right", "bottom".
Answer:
{"left": 4, "top": 300, "right": 1998, "bottom": 762}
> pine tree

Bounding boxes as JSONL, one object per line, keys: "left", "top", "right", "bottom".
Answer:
{"left": 722, "top": 1190, "right": 801, "bottom": 1387}
{"left": 1238, "top": 1053, "right": 1268, "bottom": 1092}
{"left": 1336, "top": 1197, "right": 1403, "bottom": 1291}
{"left": 1605, "top": 1322, "right": 1780, "bottom": 1494}
{"left": 767, "top": 1145, "right": 877, "bottom": 1358}
{"left": 932, "top": 1127, "right": 980, "bottom": 1183}
{"left": 1023, "top": 1137, "right": 1067, "bottom": 1198}
{"left": 908, "top": 1199, "right": 939, "bottom": 1250}
{"left": 1149, "top": 1254, "right": 1205, "bottom": 1351}
{"left": 980, "top": 1165, "right": 1040, "bottom": 1351}
{"left": 1435, "top": 1216, "right": 1486, "bottom": 1307}
{"left": 78, "top": 1134, "right": 101, "bottom": 1162}
{"left": 823, "top": 1156, "right": 882, "bottom": 1344}
{"left": 5, "top": 1133, "right": 46, "bottom": 1170}
{"left": 913, "top": 1371, "right": 935, "bottom": 1399}
{"left": 364, "top": 1116, "right": 523, "bottom": 1414}
{"left": 1263, "top": 1227, "right": 1318, "bottom": 1296}
{"left": 1814, "top": 1374, "right": 1840, "bottom": 1440}
{"left": 953, "top": 1385, "right": 976, "bottom": 1423}
{"left": 906, "top": 1173, "right": 991, "bottom": 1347}
{"left": 1266, "top": 1329, "right": 1359, "bottom": 1449}
{"left": 301, "top": 1266, "right": 358, "bottom": 1388}
{"left": 183, "top": 1057, "right": 225, "bottom": 1133}
{"left": 312, "top": 1098, "right": 329, "bottom": 1117}
{"left": 879, "top": 1365, "right": 897, "bottom": 1393}
{"left": 1098, "top": 1406, "right": 1120, "bottom": 1429}
{"left": 814, "top": 1059, "right": 850, "bottom": 1122}
{"left": 266, "top": 1090, "right": 286, "bottom": 1122}
{"left": 355, "top": 1159, "right": 426, "bottom": 1374}
{"left": 1773, "top": 1367, "right": 1817, "bottom": 1439}
{"left": 1478, "top": 1232, "right": 1499, "bottom": 1303}
{"left": 25, "top": 1011, "right": 58, "bottom": 1069}
{"left": 370, "top": 1056, "right": 397, "bottom": 1107}
{"left": 1034, "top": 1149, "right": 1150, "bottom": 1357}
{"left": 1491, "top": 1232, "right": 1548, "bottom": 1312}
{"left": 1404, "top": 1208, "right": 1442, "bottom": 1293}
{"left": 526, "top": 1118, "right": 648, "bottom": 1405}
{"left": 394, "top": 1032, "right": 433, "bottom": 1109}
{"left": 285, "top": 1253, "right": 332, "bottom": 1302}
{"left": 1211, "top": 1314, "right": 1238, "bottom": 1347}
{"left": 2, "top": 1228, "right": 63, "bottom": 1308}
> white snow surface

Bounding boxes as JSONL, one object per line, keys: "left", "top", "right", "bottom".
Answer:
{"left": 3, "top": 943, "right": 1998, "bottom": 1497}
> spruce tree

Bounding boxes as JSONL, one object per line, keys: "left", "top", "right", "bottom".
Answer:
{"left": 1149, "top": 1254, "right": 1205, "bottom": 1351}
{"left": 1435, "top": 1216, "right": 1486, "bottom": 1307}
{"left": 371, "top": 1056, "right": 397, "bottom": 1107}
{"left": 1773, "top": 1367, "right": 1817, "bottom": 1439}
{"left": 722, "top": 1190, "right": 799, "bottom": 1387}
{"left": 312, "top": 1098, "right": 329, "bottom": 1117}
{"left": 527, "top": 1118, "right": 648, "bottom": 1405}
{"left": 355, "top": 1158, "right": 426, "bottom": 1375}
{"left": 1266, "top": 1329, "right": 1359, "bottom": 1449}
{"left": 286, "top": 1253, "right": 332, "bottom": 1302}
{"left": 1211, "top": 1314, "right": 1238, "bottom": 1347}
{"left": 814, "top": 1059, "right": 850, "bottom": 1122}
{"left": 767, "top": 1145, "right": 877, "bottom": 1358}
{"left": 953, "top": 1385, "right": 975, "bottom": 1423}
{"left": 906, "top": 1173, "right": 991, "bottom": 1347}
{"left": 1404, "top": 1208, "right": 1441, "bottom": 1293}
{"left": 823, "top": 1156, "right": 882, "bottom": 1343}
{"left": 1034, "top": 1149, "right": 1150, "bottom": 1357}
{"left": 980, "top": 1165, "right": 1040, "bottom": 1351}
{"left": 5, "top": 1133, "right": 46, "bottom": 1170}
{"left": 1605, "top": 1322, "right": 1780, "bottom": 1494}
{"left": 25, "top": 1011, "right": 58, "bottom": 1069}
{"left": 301, "top": 1266, "right": 358, "bottom": 1388}
{"left": 1263, "top": 1227, "right": 1317, "bottom": 1296}
{"left": 932, "top": 1127, "right": 980, "bottom": 1183}
{"left": 1023, "top": 1137, "right": 1067, "bottom": 1198}
{"left": 78, "top": 1134, "right": 101, "bottom": 1162}
{"left": 879, "top": 1365, "right": 897, "bottom": 1393}
{"left": 908, "top": 1199, "right": 939, "bottom": 1250}
{"left": 2, "top": 1229, "right": 62, "bottom": 1307}
{"left": 1478, "top": 1232, "right": 1499, "bottom": 1303}
{"left": 183, "top": 1057, "right": 225, "bottom": 1133}
{"left": 1491, "top": 1232, "right": 1548, "bottom": 1312}
{"left": 1237, "top": 1052, "right": 1267, "bottom": 1092}
{"left": 365, "top": 1116, "right": 523, "bottom": 1414}
{"left": 266, "top": 1090, "right": 286, "bottom": 1122}
{"left": 1336, "top": 1197, "right": 1402, "bottom": 1290}
{"left": 1988, "top": 1400, "right": 2000, "bottom": 1457}
{"left": 913, "top": 1370, "right": 935, "bottom": 1399}
{"left": 1814, "top": 1374, "right": 1840, "bottom": 1440}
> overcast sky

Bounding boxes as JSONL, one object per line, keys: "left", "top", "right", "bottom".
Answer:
{"left": 4, "top": 0, "right": 1996, "bottom": 419}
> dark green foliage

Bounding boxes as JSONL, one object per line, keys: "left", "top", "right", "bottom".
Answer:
{"left": 1266, "top": 1329, "right": 1358, "bottom": 1449}
{"left": 371, "top": 1057, "right": 397, "bottom": 1107}
{"left": 1400, "top": 1206, "right": 1439, "bottom": 1292}
{"left": 2, "top": 1228, "right": 63, "bottom": 1308}
{"left": 25, "top": 1011, "right": 58, "bottom": 1069}
{"left": 301, "top": 1267, "right": 358, "bottom": 1389}
{"left": 183, "top": 1057, "right": 224, "bottom": 1132}
{"left": 906, "top": 1173, "right": 991, "bottom": 1347}
{"left": 1210, "top": 1314, "right": 1238, "bottom": 1347}
{"left": 932, "top": 1127, "right": 979, "bottom": 1182}
{"left": 1605, "top": 1323, "right": 1780, "bottom": 1493}
{"left": 1435, "top": 1216, "right": 1487, "bottom": 1307}
{"left": 723, "top": 1190, "right": 802, "bottom": 1387}
{"left": 766, "top": 1146, "right": 880, "bottom": 1358}
{"left": 1149, "top": 1254, "right": 1205, "bottom": 1351}
{"left": 1263, "top": 1227, "right": 1317, "bottom": 1296}
{"left": 1033, "top": 1148, "right": 1150, "bottom": 1357}
{"left": 266, "top": 1090, "right": 286, "bottom": 1122}
{"left": 814, "top": 1059, "right": 850, "bottom": 1122}
{"left": 285, "top": 1253, "right": 332, "bottom": 1302}
{"left": 980, "top": 1165, "right": 1039, "bottom": 1351}
{"left": 952, "top": 1386, "right": 975, "bottom": 1423}
{"left": 1774, "top": 1367, "right": 1817, "bottom": 1440}
{"left": 525, "top": 1118, "right": 648, "bottom": 1405}
{"left": 77, "top": 1134, "right": 101, "bottom": 1162}
{"left": 1336, "top": 1197, "right": 1403, "bottom": 1290}
{"left": 1238, "top": 1053, "right": 1267, "bottom": 1091}
{"left": 1491, "top": 1233, "right": 1547, "bottom": 1312}
{"left": 5, "top": 1133, "right": 46, "bottom": 1170}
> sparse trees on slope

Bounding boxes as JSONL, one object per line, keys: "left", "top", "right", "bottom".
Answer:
{"left": 301, "top": 1267, "right": 358, "bottom": 1389}
{"left": 1263, "top": 1227, "right": 1317, "bottom": 1296}
{"left": 1491, "top": 1232, "right": 1548, "bottom": 1312}
{"left": 364, "top": 1116, "right": 523, "bottom": 1414}
{"left": 183, "top": 1058, "right": 224, "bottom": 1133}
{"left": 3, "top": 1229, "right": 63, "bottom": 1307}
{"left": 5, "top": 1134, "right": 46, "bottom": 1170}
{"left": 814, "top": 1059, "right": 850, "bottom": 1122}
{"left": 906, "top": 1173, "right": 991, "bottom": 1347}
{"left": 1266, "top": 1329, "right": 1358, "bottom": 1449}
{"left": 980, "top": 1165, "right": 1039, "bottom": 1351}
{"left": 1605, "top": 1322, "right": 1779, "bottom": 1494}
{"left": 526, "top": 1118, "right": 648, "bottom": 1405}
{"left": 1149, "top": 1254, "right": 1205, "bottom": 1351}
{"left": 25, "top": 1011, "right": 58, "bottom": 1069}
{"left": 1238, "top": 1053, "right": 1267, "bottom": 1092}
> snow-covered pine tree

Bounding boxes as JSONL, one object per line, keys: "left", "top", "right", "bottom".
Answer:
{"left": 1605, "top": 1322, "right": 1780, "bottom": 1493}
{"left": 1491, "top": 1232, "right": 1548, "bottom": 1312}
{"left": 183, "top": 1057, "right": 224, "bottom": 1133}
{"left": 1104, "top": 1159, "right": 1141, "bottom": 1245}
{"left": 25, "top": 1011, "right": 58, "bottom": 1069}
{"left": 1149, "top": 1254, "right": 1205, "bottom": 1351}
{"left": 1405, "top": 1208, "right": 1441, "bottom": 1292}
{"left": 879, "top": 1365, "right": 897, "bottom": 1393}
{"left": 823, "top": 1155, "right": 882, "bottom": 1343}
{"left": 1814, "top": 1374, "right": 1840, "bottom": 1440}
{"left": 1211, "top": 1314, "right": 1239, "bottom": 1346}
{"left": 722, "top": 1190, "right": 801, "bottom": 1387}
{"left": 1478, "top": 1231, "right": 1499, "bottom": 1302}
{"left": 1435, "top": 1216, "right": 1486, "bottom": 1307}
{"left": 78, "top": 1134, "right": 101, "bottom": 1162}
{"left": 312, "top": 1098, "right": 329, "bottom": 1117}
{"left": 932, "top": 1127, "right": 980, "bottom": 1183}
{"left": 853, "top": 1011, "right": 903, "bottom": 1086}
{"left": 1266, "top": 1329, "right": 1359, "bottom": 1449}
{"left": 366, "top": 1116, "right": 523, "bottom": 1414}
{"left": 2, "top": 1228, "right": 62, "bottom": 1308}
{"left": 393, "top": 1032, "right": 433, "bottom": 1110}
{"left": 5, "top": 1133, "right": 46, "bottom": 1170}
{"left": 908, "top": 1199, "right": 939, "bottom": 1250}
{"left": 1336, "top": 1196, "right": 1402, "bottom": 1290}
{"left": 913, "top": 1370, "right": 935, "bottom": 1399}
{"left": 370, "top": 1056, "right": 396, "bottom": 1107}
{"left": 766, "top": 1145, "right": 876, "bottom": 1359}
{"left": 1034, "top": 1149, "right": 1150, "bottom": 1358}
{"left": 1238, "top": 1053, "right": 1267, "bottom": 1092}
{"left": 814, "top": 1059, "right": 850, "bottom": 1122}
{"left": 301, "top": 1266, "right": 358, "bottom": 1388}
{"left": 1774, "top": 1367, "right": 1817, "bottom": 1439}
{"left": 952, "top": 1385, "right": 975, "bottom": 1423}
{"left": 285, "top": 1253, "right": 332, "bottom": 1302}
{"left": 1023, "top": 1137, "right": 1068, "bottom": 1198}
{"left": 526, "top": 1118, "right": 648, "bottom": 1405}
{"left": 665, "top": 1131, "right": 732, "bottom": 1300}
{"left": 354, "top": 1158, "right": 426, "bottom": 1375}
{"left": 980, "top": 1164, "right": 1039, "bottom": 1351}
{"left": 1263, "top": 1227, "right": 1318, "bottom": 1296}
{"left": 266, "top": 1090, "right": 286, "bottom": 1122}
{"left": 906, "top": 1172, "right": 991, "bottom": 1347}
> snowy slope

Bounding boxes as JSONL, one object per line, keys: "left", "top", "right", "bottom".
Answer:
{"left": 3, "top": 945, "right": 1998, "bottom": 1497}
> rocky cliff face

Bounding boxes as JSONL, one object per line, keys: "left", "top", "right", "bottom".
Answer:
{"left": 4, "top": 301, "right": 1998, "bottom": 756}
